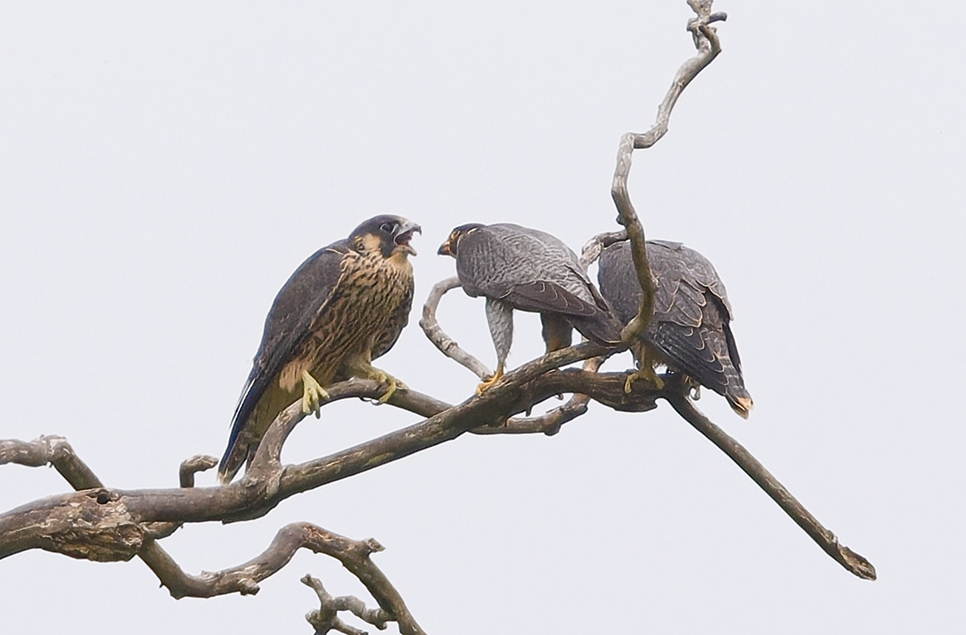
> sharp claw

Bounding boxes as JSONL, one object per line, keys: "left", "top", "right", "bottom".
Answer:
{"left": 377, "top": 375, "right": 397, "bottom": 403}
{"left": 342, "top": 360, "right": 407, "bottom": 405}
{"left": 301, "top": 370, "right": 329, "bottom": 417}
{"left": 355, "top": 366, "right": 404, "bottom": 404}
{"left": 623, "top": 373, "right": 636, "bottom": 394}
{"left": 476, "top": 366, "right": 504, "bottom": 395}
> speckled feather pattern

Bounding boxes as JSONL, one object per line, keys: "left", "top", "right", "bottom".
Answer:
{"left": 277, "top": 248, "right": 413, "bottom": 390}
{"left": 220, "top": 222, "right": 414, "bottom": 481}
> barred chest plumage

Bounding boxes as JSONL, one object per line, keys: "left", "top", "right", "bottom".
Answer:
{"left": 277, "top": 247, "right": 414, "bottom": 391}
{"left": 338, "top": 247, "right": 415, "bottom": 359}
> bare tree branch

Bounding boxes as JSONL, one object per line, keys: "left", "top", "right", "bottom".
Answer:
{"left": 0, "top": 367, "right": 664, "bottom": 551}
{"left": 0, "top": 345, "right": 874, "bottom": 612}
{"left": 470, "top": 356, "right": 607, "bottom": 436}
{"left": 662, "top": 378, "right": 877, "bottom": 580}
{"left": 612, "top": 2, "right": 726, "bottom": 346}
{"left": 303, "top": 574, "right": 391, "bottom": 635}
{"left": 142, "top": 523, "right": 425, "bottom": 633}
{"left": 0, "top": 5, "right": 878, "bottom": 634}
{"left": 418, "top": 276, "right": 492, "bottom": 380}
{"left": 0, "top": 433, "right": 429, "bottom": 628}
{"left": 580, "top": 230, "right": 628, "bottom": 271}
{"left": 1, "top": 435, "right": 104, "bottom": 489}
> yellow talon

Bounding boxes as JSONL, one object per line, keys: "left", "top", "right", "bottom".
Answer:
{"left": 476, "top": 365, "right": 505, "bottom": 395}
{"left": 623, "top": 367, "right": 664, "bottom": 394}
{"left": 374, "top": 372, "right": 405, "bottom": 403}
{"left": 301, "top": 370, "right": 330, "bottom": 418}
{"left": 345, "top": 359, "right": 405, "bottom": 404}
{"left": 623, "top": 373, "right": 635, "bottom": 394}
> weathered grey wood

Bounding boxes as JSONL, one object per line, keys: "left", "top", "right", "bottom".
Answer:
{"left": 0, "top": 3, "right": 876, "bottom": 634}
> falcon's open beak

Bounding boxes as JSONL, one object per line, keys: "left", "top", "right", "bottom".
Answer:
{"left": 392, "top": 220, "right": 421, "bottom": 256}
{"left": 437, "top": 236, "right": 454, "bottom": 257}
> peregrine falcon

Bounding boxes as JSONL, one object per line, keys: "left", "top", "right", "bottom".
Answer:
{"left": 218, "top": 215, "right": 421, "bottom": 483}
{"left": 597, "top": 239, "right": 753, "bottom": 417}
{"left": 439, "top": 223, "right": 622, "bottom": 392}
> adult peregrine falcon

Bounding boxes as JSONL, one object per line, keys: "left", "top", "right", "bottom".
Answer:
{"left": 597, "top": 239, "right": 753, "bottom": 417}
{"left": 439, "top": 223, "right": 622, "bottom": 392}
{"left": 218, "top": 215, "right": 421, "bottom": 483}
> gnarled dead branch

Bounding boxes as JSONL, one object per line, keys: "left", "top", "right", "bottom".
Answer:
{"left": 303, "top": 573, "right": 392, "bottom": 635}
{"left": 0, "top": 4, "right": 876, "bottom": 635}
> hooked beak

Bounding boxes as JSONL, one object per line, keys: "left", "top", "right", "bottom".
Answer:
{"left": 392, "top": 220, "right": 421, "bottom": 256}
{"left": 438, "top": 236, "right": 454, "bottom": 257}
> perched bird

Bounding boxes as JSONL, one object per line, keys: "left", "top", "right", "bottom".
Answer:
{"left": 597, "top": 239, "right": 753, "bottom": 418}
{"left": 218, "top": 215, "right": 421, "bottom": 483}
{"left": 439, "top": 222, "right": 622, "bottom": 392}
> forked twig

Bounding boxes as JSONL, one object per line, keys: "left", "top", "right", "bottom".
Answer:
{"left": 303, "top": 574, "right": 391, "bottom": 635}
{"left": 0, "top": 7, "right": 878, "bottom": 635}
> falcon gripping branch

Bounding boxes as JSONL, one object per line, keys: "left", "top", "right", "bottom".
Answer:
{"left": 218, "top": 215, "right": 421, "bottom": 483}
{"left": 597, "top": 239, "right": 753, "bottom": 418}
{"left": 439, "top": 222, "right": 623, "bottom": 394}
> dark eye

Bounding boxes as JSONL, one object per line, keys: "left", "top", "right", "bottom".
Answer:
{"left": 380, "top": 222, "right": 395, "bottom": 233}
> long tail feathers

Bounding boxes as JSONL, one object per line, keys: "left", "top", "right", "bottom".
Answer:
{"left": 570, "top": 311, "right": 624, "bottom": 346}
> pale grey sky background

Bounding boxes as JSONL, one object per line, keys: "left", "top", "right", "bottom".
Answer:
{"left": 1, "top": 1, "right": 963, "bottom": 633}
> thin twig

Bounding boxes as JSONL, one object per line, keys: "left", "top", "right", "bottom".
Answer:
{"left": 612, "top": 3, "right": 725, "bottom": 346}
{"left": 580, "top": 230, "right": 628, "bottom": 271}
{"left": 180, "top": 455, "right": 219, "bottom": 489}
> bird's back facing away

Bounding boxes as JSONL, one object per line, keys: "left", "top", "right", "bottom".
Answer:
{"left": 597, "top": 239, "right": 752, "bottom": 417}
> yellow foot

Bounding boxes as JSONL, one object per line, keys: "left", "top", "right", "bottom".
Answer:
{"left": 301, "top": 370, "right": 330, "bottom": 418}
{"left": 623, "top": 367, "right": 665, "bottom": 394}
{"left": 476, "top": 365, "right": 505, "bottom": 395}
{"left": 347, "top": 361, "right": 406, "bottom": 404}
{"left": 371, "top": 369, "right": 406, "bottom": 404}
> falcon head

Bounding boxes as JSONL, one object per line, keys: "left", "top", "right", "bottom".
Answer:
{"left": 437, "top": 223, "right": 484, "bottom": 257}
{"left": 350, "top": 215, "right": 421, "bottom": 258}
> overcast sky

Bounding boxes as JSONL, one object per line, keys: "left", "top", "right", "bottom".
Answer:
{"left": 1, "top": 1, "right": 963, "bottom": 633}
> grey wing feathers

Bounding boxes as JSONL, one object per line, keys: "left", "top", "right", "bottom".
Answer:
{"left": 457, "top": 224, "right": 586, "bottom": 297}
{"left": 598, "top": 240, "right": 751, "bottom": 412}
{"left": 645, "top": 301, "right": 743, "bottom": 398}
{"left": 222, "top": 241, "right": 347, "bottom": 467}
{"left": 648, "top": 239, "right": 733, "bottom": 319}
{"left": 458, "top": 224, "right": 621, "bottom": 344}
{"left": 505, "top": 281, "right": 601, "bottom": 317}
